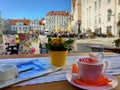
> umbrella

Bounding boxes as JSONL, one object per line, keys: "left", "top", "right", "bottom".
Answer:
{"left": 55, "top": 24, "right": 59, "bottom": 33}
{"left": 68, "top": 23, "right": 72, "bottom": 33}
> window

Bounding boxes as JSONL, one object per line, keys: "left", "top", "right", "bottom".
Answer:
{"left": 98, "top": 0, "right": 101, "bottom": 9}
{"left": 89, "top": 6, "right": 91, "bottom": 14}
{"left": 107, "top": 0, "right": 111, "bottom": 3}
{"left": 25, "top": 27, "right": 27, "bottom": 30}
{"left": 83, "top": 0, "right": 85, "bottom": 5}
{"left": 119, "top": 0, "right": 120, "bottom": 5}
{"left": 89, "top": 18, "right": 91, "bottom": 27}
{"left": 87, "top": 8, "right": 88, "bottom": 16}
{"left": 13, "top": 27, "right": 16, "bottom": 30}
{"left": 107, "top": 9, "right": 112, "bottom": 21}
{"left": 107, "top": 26, "right": 112, "bottom": 34}
{"left": 95, "top": 16, "right": 97, "bottom": 25}
{"left": 95, "top": 1, "right": 97, "bottom": 11}
{"left": 19, "top": 27, "right": 21, "bottom": 30}
{"left": 98, "top": 14, "right": 101, "bottom": 24}
{"left": 87, "top": 20, "right": 88, "bottom": 26}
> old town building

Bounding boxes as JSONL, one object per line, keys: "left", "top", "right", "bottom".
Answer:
{"left": 71, "top": 0, "right": 82, "bottom": 34}
{"left": 10, "top": 19, "right": 44, "bottom": 33}
{"left": 45, "top": 11, "right": 70, "bottom": 32}
{"left": 81, "top": 0, "right": 120, "bottom": 37}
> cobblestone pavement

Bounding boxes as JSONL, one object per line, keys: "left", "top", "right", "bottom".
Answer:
{"left": 74, "top": 37, "right": 118, "bottom": 53}
{"left": 76, "top": 37, "right": 117, "bottom": 47}
{"left": 39, "top": 35, "right": 118, "bottom": 53}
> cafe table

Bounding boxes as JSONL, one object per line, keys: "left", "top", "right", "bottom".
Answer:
{"left": 0, "top": 52, "right": 120, "bottom": 90}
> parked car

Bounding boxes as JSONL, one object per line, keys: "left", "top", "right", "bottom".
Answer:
{"left": 44, "top": 30, "right": 50, "bottom": 35}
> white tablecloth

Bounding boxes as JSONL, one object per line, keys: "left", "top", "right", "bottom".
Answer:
{"left": 0, "top": 55, "right": 120, "bottom": 87}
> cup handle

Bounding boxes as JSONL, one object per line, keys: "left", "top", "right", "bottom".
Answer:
{"left": 72, "top": 73, "right": 81, "bottom": 79}
{"left": 102, "top": 61, "right": 108, "bottom": 73}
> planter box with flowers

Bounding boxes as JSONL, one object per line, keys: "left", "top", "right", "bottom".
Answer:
{"left": 45, "top": 37, "right": 74, "bottom": 66}
{"left": 18, "top": 31, "right": 39, "bottom": 54}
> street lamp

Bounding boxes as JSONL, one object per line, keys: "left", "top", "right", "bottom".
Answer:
{"left": 78, "top": 20, "right": 81, "bottom": 33}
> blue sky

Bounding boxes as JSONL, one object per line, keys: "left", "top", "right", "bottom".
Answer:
{"left": 0, "top": 0, "right": 71, "bottom": 20}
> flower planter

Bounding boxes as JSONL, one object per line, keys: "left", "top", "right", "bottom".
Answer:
{"left": 50, "top": 51, "right": 68, "bottom": 66}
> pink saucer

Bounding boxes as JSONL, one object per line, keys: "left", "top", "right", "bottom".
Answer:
{"left": 66, "top": 72, "right": 118, "bottom": 90}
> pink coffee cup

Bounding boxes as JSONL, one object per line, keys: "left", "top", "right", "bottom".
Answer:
{"left": 73, "top": 58, "right": 108, "bottom": 84}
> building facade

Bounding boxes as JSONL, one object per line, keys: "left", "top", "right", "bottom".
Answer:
{"left": 81, "top": 0, "right": 120, "bottom": 36}
{"left": 10, "top": 19, "right": 30, "bottom": 33}
{"left": 71, "top": 0, "right": 82, "bottom": 34}
{"left": 30, "top": 19, "right": 44, "bottom": 32}
{"left": 10, "top": 19, "right": 44, "bottom": 33}
{"left": 45, "top": 11, "right": 70, "bottom": 32}
{"left": 115, "top": 0, "right": 120, "bottom": 37}
{"left": 0, "top": 17, "right": 5, "bottom": 34}
{"left": 4, "top": 19, "right": 11, "bottom": 32}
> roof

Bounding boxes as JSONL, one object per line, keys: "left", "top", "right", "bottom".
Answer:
{"left": 46, "top": 11, "right": 70, "bottom": 16}
{"left": 10, "top": 19, "right": 31, "bottom": 25}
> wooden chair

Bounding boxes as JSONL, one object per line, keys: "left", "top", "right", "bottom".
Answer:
{"left": 18, "top": 31, "right": 40, "bottom": 54}
{"left": 39, "top": 43, "right": 48, "bottom": 54}
{"left": 3, "top": 34, "right": 19, "bottom": 55}
{"left": 6, "top": 44, "right": 19, "bottom": 54}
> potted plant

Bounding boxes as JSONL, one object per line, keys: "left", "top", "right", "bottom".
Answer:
{"left": 45, "top": 37, "right": 74, "bottom": 66}
{"left": 113, "top": 39, "right": 120, "bottom": 47}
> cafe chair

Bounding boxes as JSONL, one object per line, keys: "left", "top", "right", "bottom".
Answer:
{"left": 6, "top": 44, "right": 19, "bottom": 55}
{"left": 18, "top": 31, "right": 40, "bottom": 54}
{"left": 39, "top": 43, "right": 48, "bottom": 54}
{"left": 3, "top": 34, "right": 20, "bottom": 55}
{"left": 113, "top": 39, "right": 120, "bottom": 47}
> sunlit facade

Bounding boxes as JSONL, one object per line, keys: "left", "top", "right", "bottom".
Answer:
{"left": 45, "top": 11, "right": 70, "bottom": 32}
{"left": 115, "top": 0, "right": 120, "bottom": 36}
{"left": 71, "top": 0, "right": 82, "bottom": 34}
{"left": 10, "top": 19, "right": 44, "bottom": 33}
{"left": 81, "top": 0, "right": 119, "bottom": 36}
{"left": 30, "top": 19, "right": 44, "bottom": 32}
{"left": 10, "top": 19, "right": 30, "bottom": 33}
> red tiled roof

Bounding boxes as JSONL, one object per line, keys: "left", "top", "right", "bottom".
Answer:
{"left": 10, "top": 19, "right": 31, "bottom": 25}
{"left": 46, "top": 11, "right": 70, "bottom": 16}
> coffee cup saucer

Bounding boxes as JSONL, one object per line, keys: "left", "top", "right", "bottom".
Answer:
{"left": 66, "top": 71, "right": 118, "bottom": 90}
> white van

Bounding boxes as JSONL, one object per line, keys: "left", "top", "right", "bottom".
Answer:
{"left": 44, "top": 30, "right": 50, "bottom": 35}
